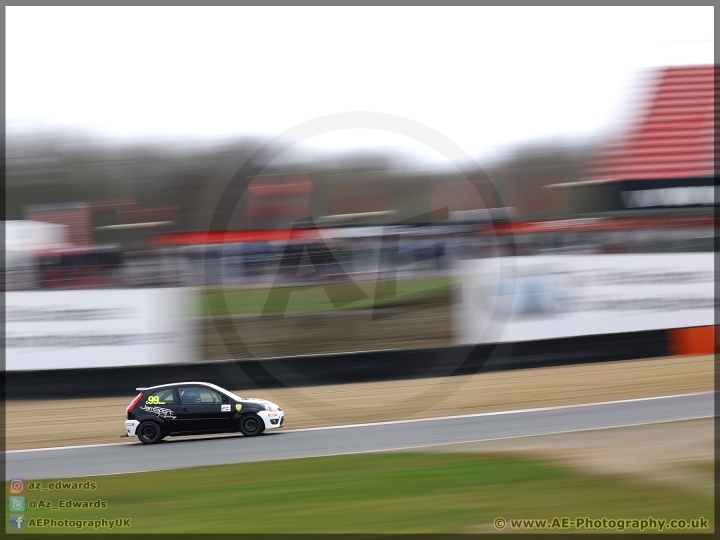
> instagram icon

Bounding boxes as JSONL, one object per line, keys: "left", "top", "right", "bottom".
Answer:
{"left": 9, "top": 479, "right": 24, "bottom": 494}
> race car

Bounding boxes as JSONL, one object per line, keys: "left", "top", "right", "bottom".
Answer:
{"left": 123, "top": 381, "right": 284, "bottom": 444}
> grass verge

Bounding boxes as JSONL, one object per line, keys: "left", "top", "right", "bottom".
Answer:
{"left": 199, "top": 276, "right": 452, "bottom": 316}
{"left": 8, "top": 452, "right": 713, "bottom": 534}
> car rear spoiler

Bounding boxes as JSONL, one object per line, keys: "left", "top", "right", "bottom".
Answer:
{"left": 136, "top": 388, "right": 147, "bottom": 392}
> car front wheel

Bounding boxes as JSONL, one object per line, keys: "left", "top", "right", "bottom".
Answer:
{"left": 137, "top": 421, "right": 162, "bottom": 445}
{"left": 239, "top": 414, "right": 264, "bottom": 437}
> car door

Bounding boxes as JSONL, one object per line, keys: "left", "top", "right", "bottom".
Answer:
{"left": 176, "top": 386, "right": 235, "bottom": 433}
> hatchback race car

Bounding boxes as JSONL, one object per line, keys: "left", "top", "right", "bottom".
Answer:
{"left": 123, "top": 382, "right": 284, "bottom": 444}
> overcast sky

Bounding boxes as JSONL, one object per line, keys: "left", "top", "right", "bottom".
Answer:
{"left": 6, "top": 6, "right": 714, "bottom": 163}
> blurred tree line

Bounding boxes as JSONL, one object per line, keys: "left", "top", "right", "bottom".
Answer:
{"left": 6, "top": 129, "right": 594, "bottom": 233}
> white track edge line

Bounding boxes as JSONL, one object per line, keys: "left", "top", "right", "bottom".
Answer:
{"left": 22, "top": 414, "right": 715, "bottom": 480}
{"left": 6, "top": 391, "right": 714, "bottom": 454}
{"left": 280, "top": 391, "right": 715, "bottom": 433}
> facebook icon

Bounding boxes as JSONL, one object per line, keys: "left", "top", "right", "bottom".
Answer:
{"left": 9, "top": 515, "right": 25, "bottom": 530}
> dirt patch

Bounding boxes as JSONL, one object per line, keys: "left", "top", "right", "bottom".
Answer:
{"left": 422, "top": 418, "right": 714, "bottom": 499}
{"left": 455, "top": 418, "right": 715, "bottom": 534}
{"left": 6, "top": 354, "right": 713, "bottom": 451}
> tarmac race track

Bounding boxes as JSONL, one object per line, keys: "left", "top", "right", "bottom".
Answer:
{"left": 7, "top": 392, "right": 713, "bottom": 480}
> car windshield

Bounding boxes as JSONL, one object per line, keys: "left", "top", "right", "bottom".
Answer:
{"left": 214, "top": 387, "right": 244, "bottom": 402}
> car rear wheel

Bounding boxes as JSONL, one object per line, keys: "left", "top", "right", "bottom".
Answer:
{"left": 239, "top": 414, "right": 264, "bottom": 437}
{"left": 137, "top": 421, "right": 162, "bottom": 445}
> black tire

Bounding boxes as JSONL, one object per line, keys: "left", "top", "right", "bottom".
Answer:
{"left": 137, "top": 421, "right": 162, "bottom": 445}
{"left": 239, "top": 414, "right": 264, "bottom": 437}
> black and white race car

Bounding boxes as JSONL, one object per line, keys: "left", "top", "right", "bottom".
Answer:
{"left": 123, "top": 382, "right": 284, "bottom": 444}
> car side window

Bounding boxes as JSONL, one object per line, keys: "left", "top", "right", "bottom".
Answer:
{"left": 144, "top": 388, "right": 175, "bottom": 405}
{"left": 179, "top": 386, "right": 224, "bottom": 404}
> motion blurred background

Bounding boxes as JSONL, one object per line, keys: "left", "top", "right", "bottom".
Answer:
{"left": 4, "top": 6, "right": 715, "bottom": 534}
{"left": 6, "top": 7, "right": 714, "bottom": 367}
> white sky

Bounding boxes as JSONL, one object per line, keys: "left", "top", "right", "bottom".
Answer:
{"left": 6, "top": 6, "right": 714, "bottom": 163}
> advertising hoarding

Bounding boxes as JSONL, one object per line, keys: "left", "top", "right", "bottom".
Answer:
{"left": 455, "top": 254, "right": 714, "bottom": 344}
{"left": 7, "top": 288, "right": 197, "bottom": 371}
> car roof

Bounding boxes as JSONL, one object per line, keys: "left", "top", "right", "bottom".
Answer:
{"left": 138, "top": 382, "right": 228, "bottom": 393}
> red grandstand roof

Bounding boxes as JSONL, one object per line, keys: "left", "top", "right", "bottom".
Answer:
{"left": 583, "top": 65, "right": 715, "bottom": 181}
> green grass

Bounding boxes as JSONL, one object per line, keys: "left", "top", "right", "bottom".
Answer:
{"left": 199, "top": 276, "right": 453, "bottom": 316}
{"left": 9, "top": 452, "right": 713, "bottom": 534}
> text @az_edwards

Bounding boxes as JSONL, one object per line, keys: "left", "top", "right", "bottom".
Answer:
{"left": 26, "top": 498, "right": 108, "bottom": 510}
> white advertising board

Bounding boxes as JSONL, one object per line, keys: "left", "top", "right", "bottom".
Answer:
{"left": 455, "top": 254, "right": 714, "bottom": 344}
{"left": 6, "top": 288, "right": 197, "bottom": 371}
